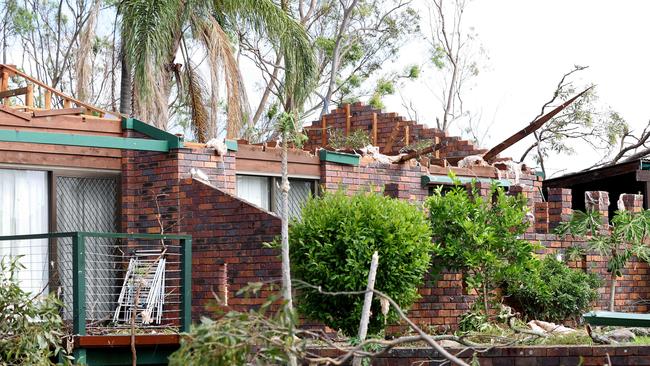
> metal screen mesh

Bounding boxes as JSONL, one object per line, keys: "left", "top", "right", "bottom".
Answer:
{"left": 56, "top": 176, "right": 118, "bottom": 321}
{"left": 272, "top": 178, "right": 314, "bottom": 220}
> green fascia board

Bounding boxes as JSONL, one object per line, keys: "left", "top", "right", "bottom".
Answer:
{"left": 583, "top": 311, "right": 650, "bottom": 327}
{"left": 83, "top": 346, "right": 177, "bottom": 365}
{"left": 122, "top": 117, "right": 183, "bottom": 149}
{"left": 641, "top": 159, "right": 650, "bottom": 170}
{"left": 0, "top": 129, "right": 169, "bottom": 152}
{"left": 225, "top": 139, "right": 238, "bottom": 151}
{"left": 421, "top": 174, "right": 511, "bottom": 188}
{"left": 319, "top": 149, "right": 360, "bottom": 166}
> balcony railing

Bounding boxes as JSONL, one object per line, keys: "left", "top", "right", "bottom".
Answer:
{"left": 0, "top": 232, "right": 192, "bottom": 336}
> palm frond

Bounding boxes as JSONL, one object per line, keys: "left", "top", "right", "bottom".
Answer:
{"left": 119, "top": 0, "right": 184, "bottom": 107}
{"left": 191, "top": 14, "right": 249, "bottom": 139}
{"left": 185, "top": 63, "right": 209, "bottom": 142}
{"left": 215, "top": 0, "right": 317, "bottom": 111}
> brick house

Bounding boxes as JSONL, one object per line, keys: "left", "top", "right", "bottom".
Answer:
{"left": 1, "top": 65, "right": 649, "bottom": 363}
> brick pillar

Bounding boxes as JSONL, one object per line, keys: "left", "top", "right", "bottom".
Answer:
{"left": 618, "top": 193, "right": 643, "bottom": 213}
{"left": 585, "top": 191, "right": 609, "bottom": 224}
{"left": 534, "top": 202, "right": 549, "bottom": 233}
{"left": 465, "top": 181, "right": 491, "bottom": 199}
{"left": 384, "top": 183, "right": 409, "bottom": 200}
{"left": 548, "top": 188, "right": 572, "bottom": 230}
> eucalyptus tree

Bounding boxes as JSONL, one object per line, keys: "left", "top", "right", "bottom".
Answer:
{"left": 119, "top": 0, "right": 317, "bottom": 141}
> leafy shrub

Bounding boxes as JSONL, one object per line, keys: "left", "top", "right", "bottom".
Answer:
{"left": 328, "top": 128, "right": 371, "bottom": 150}
{"left": 0, "top": 256, "right": 69, "bottom": 365}
{"left": 425, "top": 178, "right": 534, "bottom": 316}
{"left": 502, "top": 256, "right": 601, "bottom": 322}
{"left": 289, "top": 190, "right": 433, "bottom": 335}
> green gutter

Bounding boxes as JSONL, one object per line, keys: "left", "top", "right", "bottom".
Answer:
{"left": 225, "top": 139, "right": 238, "bottom": 151}
{"left": 583, "top": 311, "right": 650, "bottom": 327}
{"left": 319, "top": 149, "right": 360, "bottom": 166}
{"left": 421, "top": 174, "right": 511, "bottom": 188}
{"left": 0, "top": 129, "right": 170, "bottom": 152}
{"left": 122, "top": 117, "right": 183, "bottom": 149}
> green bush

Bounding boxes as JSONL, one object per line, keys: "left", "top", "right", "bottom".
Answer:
{"left": 289, "top": 190, "right": 433, "bottom": 335}
{"left": 0, "top": 256, "right": 69, "bottom": 365}
{"left": 502, "top": 256, "right": 601, "bottom": 322}
{"left": 425, "top": 178, "right": 534, "bottom": 316}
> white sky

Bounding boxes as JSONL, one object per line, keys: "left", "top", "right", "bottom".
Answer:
{"left": 376, "top": 0, "right": 650, "bottom": 177}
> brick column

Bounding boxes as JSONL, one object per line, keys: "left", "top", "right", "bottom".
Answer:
{"left": 534, "top": 202, "right": 549, "bottom": 233}
{"left": 548, "top": 188, "right": 572, "bottom": 230}
{"left": 618, "top": 193, "right": 643, "bottom": 213}
{"left": 585, "top": 191, "right": 609, "bottom": 224}
{"left": 384, "top": 183, "right": 409, "bottom": 200}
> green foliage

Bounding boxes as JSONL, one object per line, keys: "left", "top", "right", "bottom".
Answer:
{"left": 169, "top": 284, "right": 301, "bottom": 365}
{"left": 328, "top": 128, "right": 372, "bottom": 150}
{"left": 289, "top": 190, "right": 433, "bottom": 335}
{"left": 502, "top": 256, "right": 601, "bottom": 322}
{"left": 425, "top": 176, "right": 535, "bottom": 315}
{"left": 0, "top": 256, "right": 69, "bottom": 365}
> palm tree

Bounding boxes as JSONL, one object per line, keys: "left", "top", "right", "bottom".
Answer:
{"left": 119, "top": 0, "right": 316, "bottom": 141}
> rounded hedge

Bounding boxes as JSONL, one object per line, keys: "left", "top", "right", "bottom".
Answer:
{"left": 289, "top": 190, "right": 433, "bottom": 335}
{"left": 502, "top": 256, "right": 601, "bottom": 322}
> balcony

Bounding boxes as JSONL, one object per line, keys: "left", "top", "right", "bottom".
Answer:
{"left": 0, "top": 231, "right": 192, "bottom": 365}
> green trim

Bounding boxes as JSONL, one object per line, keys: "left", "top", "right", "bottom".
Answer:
{"left": 420, "top": 175, "right": 512, "bottom": 188}
{"left": 225, "top": 139, "right": 238, "bottom": 151}
{"left": 641, "top": 159, "right": 650, "bottom": 171}
{"left": 72, "top": 233, "right": 86, "bottom": 336}
{"left": 583, "top": 311, "right": 650, "bottom": 327}
{"left": 0, "top": 129, "right": 170, "bottom": 152}
{"left": 181, "top": 237, "right": 192, "bottom": 333}
{"left": 122, "top": 117, "right": 183, "bottom": 149}
{"left": 83, "top": 346, "right": 177, "bottom": 365}
{"left": 319, "top": 149, "right": 360, "bottom": 166}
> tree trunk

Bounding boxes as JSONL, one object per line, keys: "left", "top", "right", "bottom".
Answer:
{"left": 280, "top": 128, "right": 297, "bottom": 366}
{"left": 608, "top": 273, "right": 617, "bottom": 312}
{"left": 119, "top": 48, "right": 132, "bottom": 116}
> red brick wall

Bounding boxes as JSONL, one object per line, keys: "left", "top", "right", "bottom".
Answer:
{"left": 304, "top": 103, "right": 486, "bottom": 161}
{"left": 179, "top": 178, "right": 282, "bottom": 319}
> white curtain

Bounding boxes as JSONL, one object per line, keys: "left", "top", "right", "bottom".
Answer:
{"left": 236, "top": 175, "right": 270, "bottom": 210}
{"left": 0, "top": 169, "right": 49, "bottom": 294}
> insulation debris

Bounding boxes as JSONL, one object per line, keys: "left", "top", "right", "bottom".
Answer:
{"left": 527, "top": 320, "right": 575, "bottom": 335}
{"left": 206, "top": 138, "right": 228, "bottom": 156}
{"left": 457, "top": 155, "right": 489, "bottom": 169}
{"left": 360, "top": 145, "right": 404, "bottom": 164}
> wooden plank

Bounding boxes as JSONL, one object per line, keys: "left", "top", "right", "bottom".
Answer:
{"left": 0, "top": 150, "right": 121, "bottom": 170}
{"left": 44, "top": 90, "right": 51, "bottom": 109}
{"left": 383, "top": 120, "right": 402, "bottom": 153}
{"left": 0, "top": 72, "right": 8, "bottom": 106}
{"left": 0, "top": 125, "right": 121, "bottom": 137}
{"left": 63, "top": 99, "right": 72, "bottom": 108}
{"left": 76, "top": 334, "right": 180, "bottom": 348}
{"left": 0, "top": 141, "right": 122, "bottom": 158}
{"left": 0, "top": 86, "right": 29, "bottom": 99}
{"left": 345, "top": 104, "right": 351, "bottom": 136}
{"left": 237, "top": 158, "right": 320, "bottom": 177}
{"left": 25, "top": 84, "right": 33, "bottom": 107}
{"left": 483, "top": 87, "right": 593, "bottom": 163}
{"left": 33, "top": 107, "right": 85, "bottom": 117}
{"left": 236, "top": 144, "right": 319, "bottom": 165}
{"left": 372, "top": 113, "right": 377, "bottom": 145}
{"left": 404, "top": 125, "right": 410, "bottom": 146}
{"left": 0, "top": 104, "right": 31, "bottom": 120}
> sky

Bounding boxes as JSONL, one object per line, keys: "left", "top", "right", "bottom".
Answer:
{"left": 376, "top": 0, "right": 650, "bottom": 177}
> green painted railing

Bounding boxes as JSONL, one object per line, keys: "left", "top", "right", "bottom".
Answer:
{"left": 0, "top": 232, "right": 192, "bottom": 336}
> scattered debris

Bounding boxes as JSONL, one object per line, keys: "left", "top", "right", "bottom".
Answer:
{"left": 457, "top": 155, "right": 489, "bottom": 169}
{"left": 606, "top": 328, "right": 636, "bottom": 343}
{"left": 206, "top": 138, "right": 228, "bottom": 156}
{"left": 359, "top": 145, "right": 403, "bottom": 164}
{"left": 527, "top": 320, "right": 575, "bottom": 335}
{"left": 190, "top": 168, "right": 210, "bottom": 184}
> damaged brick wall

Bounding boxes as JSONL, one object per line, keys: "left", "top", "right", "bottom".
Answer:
{"left": 304, "top": 103, "right": 487, "bottom": 161}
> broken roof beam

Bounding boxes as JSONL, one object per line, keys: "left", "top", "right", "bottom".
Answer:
{"left": 396, "top": 142, "right": 443, "bottom": 163}
{"left": 0, "top": 64, "right": 118, "bottom": 118}
{"left": 482, "top": 87, "right": 593, "bottom": 163}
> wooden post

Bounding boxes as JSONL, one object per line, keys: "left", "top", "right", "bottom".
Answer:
{"left": 25, "top": 84, "right": 33, "bottom": 108}
{"left": 372, "top": 112, "right": 378, "bottom": 145}
{"left": 44, "top": 90, "right": 52, "bottom": 109}
{"left": 345, "top": 104, "right": 351, "bottom": 136}
{"left": 404, "top": 125, "right": 410, "bottom": 146}
{"left": 353, "top": 251, "right": 379, "bottom": 366}
{"left": 1, "top": 72, "right": 8, "bottom": 106}
{"left": 434, "top": 136, "right": 441, "bottom": 159}
{"left": 63, "top": 98, "right": 71, "bottom": 108}
{"left": 321, "top": 116, "right": 327, "bottom": 146}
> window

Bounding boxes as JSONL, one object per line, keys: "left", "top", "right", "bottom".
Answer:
{"left": 236, "top": 175, "right": 317, "bottom": 219}
{"left": 0, "top": 169, "right": 49, "bottom": 294}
